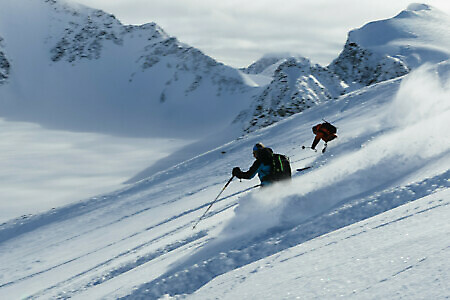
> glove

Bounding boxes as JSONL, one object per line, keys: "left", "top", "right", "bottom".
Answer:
{"left": 232, "top": 167, "right": 241, "bottom": 177}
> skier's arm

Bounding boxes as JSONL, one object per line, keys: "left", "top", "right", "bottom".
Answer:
{"left": 234, "top": 160, "right": 261, "bottom": 179}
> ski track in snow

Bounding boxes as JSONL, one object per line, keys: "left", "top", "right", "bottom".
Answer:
{"left": 0, "top": 165, "right": 259, "bottom": 298}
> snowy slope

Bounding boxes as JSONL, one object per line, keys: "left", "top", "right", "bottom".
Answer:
{"left": 0, "top": 0, "right": 256, "bottom": 138}
{"left": 0, "top": 59, "right": 448, "bottom": 299}
{"left": 191, "top": 189, "right": 449, "bottom": 299}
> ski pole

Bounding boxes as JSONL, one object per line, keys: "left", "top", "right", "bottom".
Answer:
{"left": 192, "top": 176, "right": 234, "bottom": 229}
{"left": 301, "top": 146, "right": 317, "bottom": 152}
{"left": 291, "top": 154, "right": 317, "bottom": 163}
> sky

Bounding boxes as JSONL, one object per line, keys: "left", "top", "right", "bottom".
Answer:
{"left": 71, "top": 0, "right": 450, "bottom": 68}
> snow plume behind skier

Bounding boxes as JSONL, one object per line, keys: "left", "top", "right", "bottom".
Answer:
{"left": 385, "top": 62, "right": 450, "bottom": 129}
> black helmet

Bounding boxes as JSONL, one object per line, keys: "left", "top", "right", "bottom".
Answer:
{"left": 252, "top": 143, "right": 265, "bottom": 158}
{"left": 253, "top": 143, "right": 265, "bottom": 152}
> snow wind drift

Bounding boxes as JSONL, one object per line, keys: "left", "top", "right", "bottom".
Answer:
{"left": 387, "top": 62, "right": 450, "bottom": 128}
{"left": 222, "top": 62, "right": 450, "bottom": 238}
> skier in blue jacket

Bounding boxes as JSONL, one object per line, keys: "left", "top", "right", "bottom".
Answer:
{"left": 232, "top": 143, "right": 274, "bottom": 186}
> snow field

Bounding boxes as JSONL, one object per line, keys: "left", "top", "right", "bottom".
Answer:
{"left": 0, "top": 62, "right": 448, "bottom": 300}
{"left": 0, "top": 1, "right": 449, "bottom": 296}
{"left": 190, "top": 188, "right": 450, "bottom": 300}
{"left": 0, "top": 60, "right": 448, "bottom": 299}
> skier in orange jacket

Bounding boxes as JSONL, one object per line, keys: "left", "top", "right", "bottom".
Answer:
{"left": 310, "top": 122, "right": 337, "bottom": 153}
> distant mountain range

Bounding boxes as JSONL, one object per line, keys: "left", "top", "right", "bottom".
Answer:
{"left": 0, "top": 1, "right": 448, "bottom": 137}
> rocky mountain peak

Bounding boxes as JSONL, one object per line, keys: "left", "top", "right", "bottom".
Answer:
{"left": 328, "top": 40, "right": 410, "bottom": 87}
{"left": 236, "top": 57, "right": 346, "bottom": 133}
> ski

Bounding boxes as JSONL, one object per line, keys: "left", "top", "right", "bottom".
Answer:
{"left": 296, "top": 166, "right": 312, "bottom": 172}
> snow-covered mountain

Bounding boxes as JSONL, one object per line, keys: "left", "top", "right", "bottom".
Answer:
{"left": 0, "top": 0, "right": 255, "bottom": 138}
{"left": 329, "top": 3, "right": 450, "bottom": 86}
{"left": 240, "top": 52, "right": 303, "bottom": 76}
{"left": 235, "top": 57, "right": 346, "bottom": 133}
{"left": 329, "top": 40, "right": 410, "bottom": 87}
{"left": 238, "top": 3, "right": 450, "bottom": 133}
